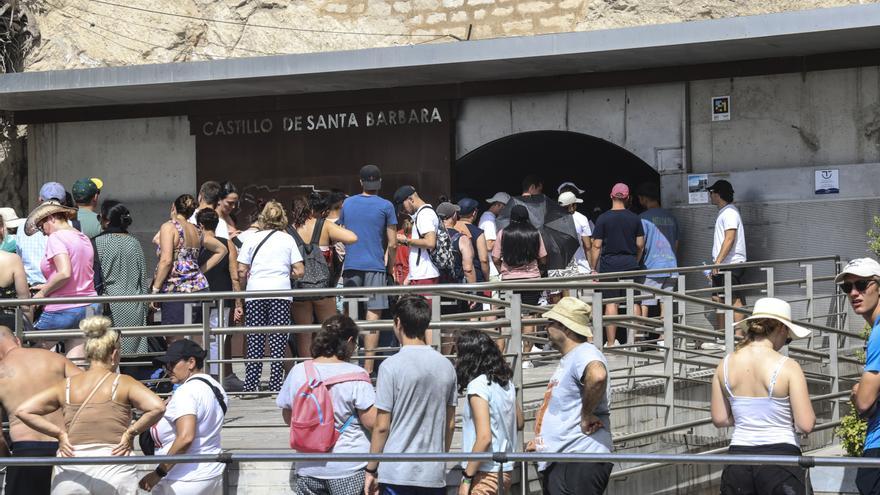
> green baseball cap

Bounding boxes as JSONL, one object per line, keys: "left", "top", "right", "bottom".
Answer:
{"left": 72, "top": 178, "right": 99, "bottom": 203}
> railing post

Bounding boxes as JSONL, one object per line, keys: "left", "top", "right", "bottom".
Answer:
{"left": 801, "top": 263, "right": 814, "bottom": 324}
{"left": 663, "top": 294, "right": 674, "bottom": 427}
{"left": 14, "top": 306, "right": 23, "bottom": 341}
{"left": 830, "top": 329, "right": 840, "bottom": 423}
{"left": 505, "top": 291, "right": 526, "bottom": 493}
{"left": 592, "top": 290, "right": 604, "bottom": 349}
{"left": 625, "top": 281, "right": 635, "bottom": 347}
{"left": 202, "top": 301, "right": 213, "bottom": 378}
{"left": 430, "top": 295, "right": 441, "bottom": 350}
{"left": 724, "top": 271, "right": 735, "bottom": 354}
{"left": 676, "top": 274, "right": 687, "bottom": 327}
{"left": 761, "top": 266, "right": 775, "bottom": 298}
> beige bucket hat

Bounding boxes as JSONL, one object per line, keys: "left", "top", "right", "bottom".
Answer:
{"left": 24, "top": 201, "right": 77, "bottom": 236}
{"left": 734, "top": 297, "right": 811, "bottom": 340}
{"left": 543, "top": 297, "right": 593, "bottom": 338}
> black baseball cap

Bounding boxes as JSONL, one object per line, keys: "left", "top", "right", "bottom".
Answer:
{"left": 393, "top": 185, "right": 416, "bottom": 210}
{"left": 359, "top": 165, "right": 382, "bottom": 190}
{"left": 707, "top": 180, "right": 734, "bottom": 195}
{"left": 155, "top": 339, "right": 207, "bottom": 364}
{"left": 636, "top": 182, "right": 660, "bottom": 200}
{"left": 457, "top": 197, "right": 479, "bottom": 216}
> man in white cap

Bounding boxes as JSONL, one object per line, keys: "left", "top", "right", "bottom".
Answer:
{"left": 16, "top": 182, "right": 66, "bottom": 287}
{"left": 527, "top": 296, "right": 612, "bottom": 494}
{"left": 558, "top": 191, "right": 593, "bottom": 274}
{"left": 840, "top": 258, "right": 880, "bottom": 493}
{"left": 480, "top": 192, "right": 510, "bottom": 282}
{"left": 557, "top": 181, "right": 586, "bottom": 197}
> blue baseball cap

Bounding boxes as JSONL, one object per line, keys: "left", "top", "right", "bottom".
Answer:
{"left": 39, "top": 182, "right": 65, "bottom": 202}
{"left": 457, "top": 198, "right": 479, "bottom": 216}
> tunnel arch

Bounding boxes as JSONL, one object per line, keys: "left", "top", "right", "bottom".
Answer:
{"left": 453, "top": 130, "right": 660, "bottom": 214}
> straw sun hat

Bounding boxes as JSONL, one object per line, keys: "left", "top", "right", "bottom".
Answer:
{"left": 24, "top": 201, "right": 77, "bottom": 236}
{"left": 735, "top": 297, "right": 811, "bottom": 340}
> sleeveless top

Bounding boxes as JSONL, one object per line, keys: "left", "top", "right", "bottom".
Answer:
{"left": 63, "top": 373, "right": 132, "bottom": 446}
{"left": 464, "top": 223, "right": 486, "bottom": 282}
{"left": 156, "top": 220, "right": 209, "bottom": 294}
{"left": 723, "top": 355, "right": 798, "bottom": 447}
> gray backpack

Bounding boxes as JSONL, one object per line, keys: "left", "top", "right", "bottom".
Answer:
{"left": 288, "top": 219, "right": 331, "bottom": 293}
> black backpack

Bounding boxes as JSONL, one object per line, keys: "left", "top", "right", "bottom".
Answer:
{"left": 413, "top": 206, "right": 455, "bottom": 274}
{"left": 288, "top": 219, "right": 331, "bottom": 292}
{"left": 439, "top": 227, "right": 465, "bottom": 284}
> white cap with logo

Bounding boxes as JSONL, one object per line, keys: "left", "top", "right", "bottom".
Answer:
{"left": 835, "top": 258, "right": 880, "bottom": 284}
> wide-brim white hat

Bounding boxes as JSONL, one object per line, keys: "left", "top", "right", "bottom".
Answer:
{"left": 0, "top": 207, "right": 25, "bottom": 229}
{"left": 735, "top": 297, "right": 811, "bottom": 340}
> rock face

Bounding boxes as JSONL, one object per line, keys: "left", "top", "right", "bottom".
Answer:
{"left": 19, "top": 0, "right": 880, "bottom": 72}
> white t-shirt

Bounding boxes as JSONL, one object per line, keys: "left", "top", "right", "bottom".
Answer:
{"left": 571, "top": 211, "right": 593, "bottom": 273}
{"left": 478, "top": 211, "right": 498, "bottom": 277}
{"left": 408, "top": 205, "right": 440, "bottom": 281}
{"left": 712, "top": 204, "right": 747, "bottom": 264}
{"left": 276, "top": 362, "right": 375, "bottom": 479}
{"left": 461, "top": 374, "right": 517, "bottom": 473}
{"left": 534, "top": 343, "right": 612, "bottom": 471}
{"left": 237, "top": 230, "right": 303, "bottom": 300}
{"left": 151, "top": 374, "right": 228, "bottom": 481}
{"left": 188, "top": 211, "right": 229, "bottom": 239}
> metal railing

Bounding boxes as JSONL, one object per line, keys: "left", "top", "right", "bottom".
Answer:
{"left": 0, "top": 255, "right": 856, "bottom": 492}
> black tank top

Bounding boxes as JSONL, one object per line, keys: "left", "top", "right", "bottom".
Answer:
{"left": 198, "top": 237, "right": 233, "bottom": 293}
{"left": 464, "top": 223, "right": 486, "bottom": 282}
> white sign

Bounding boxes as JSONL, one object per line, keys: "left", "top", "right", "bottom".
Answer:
{"left": 815, "top": 169, "right": 839, "bottom": 195}
{"left": 688, "top": 174, "right": 710, "bottom": 204}
{"left": 712, "top": 96, "right": 730, "bottom": 122}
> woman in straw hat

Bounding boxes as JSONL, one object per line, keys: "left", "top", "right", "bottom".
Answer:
{"left": 25, "top": 201, "right": 99, "bottom": 360}
{"left": 710, "top": 297, "right": 816, "bottom": 494}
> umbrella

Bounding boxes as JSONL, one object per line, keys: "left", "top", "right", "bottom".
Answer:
{"left": 496, "top": 194, "right": 580, "bottom": 271}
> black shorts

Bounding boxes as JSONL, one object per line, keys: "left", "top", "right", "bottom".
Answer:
{"left": 712, "top": 267, "right": 748, "bottom": 304}
{"left": 6, "top": 441, "right": 58, "bottom": 495}
{"left": 542, "top": 461, "right": 613, "bottom": 495}
{"left": 598, "top": 274, "right": 645, "bottom": 301}
{"left": 515, "top": 289, "right": 542, "bottom": 307}
{"left": 721, "top": 443, "right": 807, "bottom": 495}
{"left": 857, "top": 448, "right": 880, "bottom": 494}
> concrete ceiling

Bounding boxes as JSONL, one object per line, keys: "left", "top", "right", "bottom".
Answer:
{"left": 2, "top": 3, "right": 880, "bottom": 111}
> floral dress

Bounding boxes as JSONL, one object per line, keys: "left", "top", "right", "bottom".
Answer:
{"left": 155, "top": 220, "right": 209, "bottom": 294}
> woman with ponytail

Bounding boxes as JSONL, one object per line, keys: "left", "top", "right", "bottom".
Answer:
{"left": 277, "top": 314, "right": 376, "bottom": 494}
{"left": 94, "top": 201, "right": 150, "bottom": 355}
{"left": 16, "top": 316, "right": 165, "bottom": 494}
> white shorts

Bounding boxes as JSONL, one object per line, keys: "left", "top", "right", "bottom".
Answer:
{"left": 153, "top": 475, "right": 223, "bottom": 495}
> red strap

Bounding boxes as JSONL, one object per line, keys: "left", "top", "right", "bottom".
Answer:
{"left": 322, "top": 371, "right": 371, "bottom": 387}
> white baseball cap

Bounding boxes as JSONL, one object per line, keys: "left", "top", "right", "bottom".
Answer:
{"left": 557, "top": 181, "right": 585, "bottom": 195}
{"left": 558, "top": 191, "right": 583, "bottom": 207}
{"left": 485, "top": 192, "right": 511, "bottom": 205}
{"left": 835, "top": 258, "right": 880, "bottom": 283}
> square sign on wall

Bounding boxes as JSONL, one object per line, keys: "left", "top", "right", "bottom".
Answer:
{"left": 712, "top": 96, "right": 730, "bottom": 121}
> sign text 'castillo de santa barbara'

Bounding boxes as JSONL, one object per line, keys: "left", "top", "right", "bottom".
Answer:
{"left": 198, "top": 105, "right": 445, "bottom": 137}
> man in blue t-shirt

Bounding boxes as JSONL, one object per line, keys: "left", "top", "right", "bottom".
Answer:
{"left": 590, "top": 183, "right": 644, "bottom": 347}
{"left": 338, "top": 164, "right": 397, "bottom": 374}
{"left": 635, "top": 182, "right": 680, "bottom": 330}
{"left": 843, "top": 258, "right": 880, "bottom": 494}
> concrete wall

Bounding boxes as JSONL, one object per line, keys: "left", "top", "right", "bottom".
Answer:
{"left": 28, "top": 116, "right": 197, "bottom": 257}
{"left": 456, "top": 83, "right": 686, "bottom": 172}
{"left": 689, "top": 66, "right": 880, "bottom": 174}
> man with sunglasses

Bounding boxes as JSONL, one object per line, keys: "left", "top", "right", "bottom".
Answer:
{"left": 841, "top": 258, "right": 880, "bottom": 494}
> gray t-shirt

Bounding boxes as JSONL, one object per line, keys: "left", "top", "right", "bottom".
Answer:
{"left": 376, "top": 345, "right": 457, "bottom": 488}
{"left": 534, "top": 342, "right": 612, "bottom": 471}
{"left": 277, "top": 362, "right": 375, "bottom": 479}
{"left": 461, "top": 374, "right": 517, "bottom": 473}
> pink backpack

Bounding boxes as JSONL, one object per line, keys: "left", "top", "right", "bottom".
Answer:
{"left": 289, "top": 360, "right": 372, "bottom": 453}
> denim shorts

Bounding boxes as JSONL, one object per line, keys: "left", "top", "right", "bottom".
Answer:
{"left": 34, "top": 304, "right": 101, "bottom": 331}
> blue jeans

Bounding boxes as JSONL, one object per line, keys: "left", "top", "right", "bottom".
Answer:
{"left": 34, "top": 305, "right": 96, "bottom": 330}
{"left": 381, "top": 485, "right": 444, "bottom": 495}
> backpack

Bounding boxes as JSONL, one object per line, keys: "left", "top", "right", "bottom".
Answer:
{"left": 439, "top": 228, "right": 465, "bottom": 283}
{"left": 288, "top": 219, "right": 331, "bottom": 291}
{"left": 289, "top": 360, "right": 372, "bottom": 453}
{"left": 413, "top": 206, "right": 455, "bottom": 274}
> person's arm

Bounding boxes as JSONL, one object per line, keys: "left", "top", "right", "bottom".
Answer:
{"left": 327, "top": 222, "right": 358, "bottom": 245}
{"left": 579, "top": 361, "right": 607, "bottom": 434}
{"left": 11, "top": 256, "right": 32, "bottom": 320}
{"left": 15, "top": 384, "right": 72, "bottom": 456}
{"left": 408, "top": 230, "right": 436, "bottom": 250}
{"left": 290, "top": 261, "right": 305, "bottom": 280}
{"left": 115, "top": 378, "right": 166, "bottom": 456}
{"left": 460, "top": 237, "right": 476, "bottom": 283}
{"left": 364, "top": 409, "right": 391, "bottom": 495}
{"left": 710, "top": 363, "right": 734, "bottom": 427}
{"left": 590, "top": 239, "right": 603, "bottom": 273}
{"left": 712, "top": 229, "right": 737, "bottom": 274}
{"left": 461, "top": 395, "right": 491, "bottom": 480}
{"left": 151, "top": 223, "right": 176, "bottom": 292}
{"left": 33, "top": 253, "right": 71, "bottom": 299}
{"left": 854, "top": 372, "right": 880, "bottom": 417}
{"left": 786, "top": 362, "right": 815, "bottom": 434}
{"left": 237, "top": 262, "right": 250, "bottom": 288}
{"left": 155, "top": 415, "right": 196, "bottom": 475}
{"left": 200, "top": 235, "right": 228, "bottom": 273}
{"left": 62, "top": 355, "right": 83, "bottom": 378}
{"left": 635, "top": 235, "right": 645, "bottom": 264}
{"left": 445, "top": 404, "right": 456, "bottom": 452}
{"left": 358, "top": 405, "right": 378, "bottom": 432}
{"left": 476, "top": 233, "right": 490, "bottom": 280}
{"left": 385, "top": 225, "right": 398, "bottom": 274}
{"left": 516, "top": 401, "right": 524, "bottom": 431}
{"left": 0, "top": 405, "right": 10, "bottom": 456}
{"left": 227, "top": 239, "right": 244, "bottom": 322}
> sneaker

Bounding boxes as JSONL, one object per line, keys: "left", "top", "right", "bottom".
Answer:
{"left": 223, "top": 374, "right": 245, "bottom": 392}
{"left": 700, "top": 342, "right": 726, "bottom": 351}
{"left": 522, "top": 360, "right": 534, "bottom": 369}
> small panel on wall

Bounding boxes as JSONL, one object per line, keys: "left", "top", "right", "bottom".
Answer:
{"left": 688, "top": 174, "right": 710, "bottom": 204}
{"left": 711, "top": 96, "right": 730, "bottom": 122}
{"left": 815, "top": 169, "right": 839, "bottom": 195}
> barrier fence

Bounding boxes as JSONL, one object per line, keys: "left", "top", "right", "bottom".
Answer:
{"left": 0, "top": 255, "right": 857, "bottom": 493}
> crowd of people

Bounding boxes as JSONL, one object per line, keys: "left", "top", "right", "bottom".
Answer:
{"left": 1, "top": 168, "right": 879, "bottom": 495}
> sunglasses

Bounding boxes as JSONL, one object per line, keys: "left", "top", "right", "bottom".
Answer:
{"left": 839, "top": 280, "right": 877, "bottom": 294}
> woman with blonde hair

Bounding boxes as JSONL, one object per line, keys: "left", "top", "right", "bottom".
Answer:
{"left": 710, "top": 297, "right": 816, "bottom": 495}
{"left": 237, "top": 201, "right": 304, "bottom": 392}
{"left": 16, "top": 316, "right": 166, "bottom": 494}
